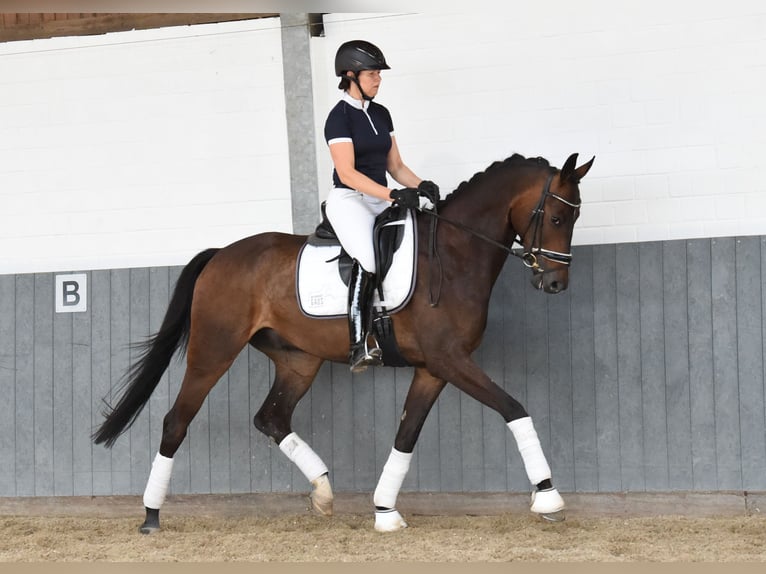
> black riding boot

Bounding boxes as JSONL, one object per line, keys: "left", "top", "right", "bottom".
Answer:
{"left": 348, "top": 261, "right": 383, "bottom": 373}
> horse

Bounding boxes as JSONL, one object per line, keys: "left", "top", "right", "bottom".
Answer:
{"left": 92, "top": 152, "right": 595, "bottom": 533}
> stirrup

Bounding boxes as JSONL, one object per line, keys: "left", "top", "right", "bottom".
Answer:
{"left": 350, "top": 339, "right": 383, "bottom": 373}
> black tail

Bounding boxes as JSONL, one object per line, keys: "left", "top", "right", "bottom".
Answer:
{"left": 92, "top": 248, "right": 220, "bottom": 448}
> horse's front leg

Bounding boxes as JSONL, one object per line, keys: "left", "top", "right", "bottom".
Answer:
{"left": 431, "top": 355, "right": 565, "bottom": 521}
{"left": 374, "top": 368, "right": 446, "bottom": 532}
{"left": 252, "top": 351, "right": 333, "bottom": 516}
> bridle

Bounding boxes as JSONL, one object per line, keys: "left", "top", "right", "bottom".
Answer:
{"left": 419, "top": 173, "right": 581, "bottom": 305}
{"left": 514, "top": 173, "right": 581, "bottom": 273}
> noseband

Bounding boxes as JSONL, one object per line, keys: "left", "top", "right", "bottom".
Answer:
{"left": 513, "top": 174, "right": 581, "bottom": 274}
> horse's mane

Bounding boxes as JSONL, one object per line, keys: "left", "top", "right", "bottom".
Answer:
{"left": 440, "top": 153, "right": 552, "bottom": 206}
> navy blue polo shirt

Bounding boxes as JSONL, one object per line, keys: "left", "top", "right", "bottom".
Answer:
{"left": 324, "top": 92, "right": 394, "bottom": 189}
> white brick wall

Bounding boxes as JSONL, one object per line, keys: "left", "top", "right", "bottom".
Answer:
{"left": 316, "top": 5, "right": 766, "bottom": 246}
{"left": 2, "top": 7, "right": 765, "bottom": 275}
{"left": 0, "top": 18, "right": 291, "bottom": 274}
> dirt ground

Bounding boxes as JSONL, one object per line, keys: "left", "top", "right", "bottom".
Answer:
{"left": 0, "top": 492, "right": 764, "bottom": 562}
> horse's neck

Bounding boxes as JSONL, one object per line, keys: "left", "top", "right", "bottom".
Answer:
{"left": 437, "top": 180, "right": 518, "bottom": 279}
{"left": 447, "top": 175, "right": 519, "bottom": 242}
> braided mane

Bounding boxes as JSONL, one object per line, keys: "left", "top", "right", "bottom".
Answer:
{"left": 440, "top": 153, "right": 552, "bottom": 207}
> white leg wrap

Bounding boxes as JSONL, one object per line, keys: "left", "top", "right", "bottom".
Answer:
{"left": 279, "top": 432, "right": 329, "bottom": 483}
{"left": 373, "top": 448, "right": 413, "bottom": 509}
{"left": 143, "top": 453, "right": 174, "bottom": 510}
{"left": 507, "top": 417, "right": 552, "bottom": 486}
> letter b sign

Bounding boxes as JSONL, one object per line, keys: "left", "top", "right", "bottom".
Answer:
{"left": 55, "top": 274, "right": 87, "bottom": 313}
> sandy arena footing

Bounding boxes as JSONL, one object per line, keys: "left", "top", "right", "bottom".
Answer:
{"left": 0, "top": 491, "right": 762, "bottom": 519}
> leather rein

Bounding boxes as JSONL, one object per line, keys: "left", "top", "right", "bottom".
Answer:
{"left": 419, "top": 173, "right": 581, "bottom": 306}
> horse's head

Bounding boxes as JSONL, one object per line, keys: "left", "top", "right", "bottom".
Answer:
{"left": 511, "top": 153, "right": 594, "bottom": 294}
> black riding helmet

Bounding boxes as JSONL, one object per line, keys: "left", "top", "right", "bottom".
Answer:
{"left": 335, "top": 40, "right": 391, "bottom": 76}
{"left": 335, "top": 40, "right": 390, "bottom": 100}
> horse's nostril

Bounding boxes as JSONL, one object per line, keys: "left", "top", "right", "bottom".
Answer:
{"left": 546, "top": 280, "right": 566, "bottom": 294}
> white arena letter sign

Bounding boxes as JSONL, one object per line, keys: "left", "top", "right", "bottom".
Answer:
{"left": 55, "top": 273, "right": 87, "bottom": 313}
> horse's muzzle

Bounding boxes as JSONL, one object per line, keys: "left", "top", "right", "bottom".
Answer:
{"left": 531, "top": 269, "right": 569, "bottom": 294}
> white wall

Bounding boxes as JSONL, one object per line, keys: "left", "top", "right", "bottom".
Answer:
{"left": 2, "top": 6, "right": 765, "bottom": 276}
{"left": 315, "top": 5, "right": 766, "bottom": 245}
{"left": 0, "top": 18, "right": 292, "bottom": 274}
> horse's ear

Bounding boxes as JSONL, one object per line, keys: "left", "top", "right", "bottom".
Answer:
{"left": 560, "top": 153, "right": 595, "bottom": 183}
{"left": 575, "top": 155, "right": 595, "bottom": 182}
{"left": 560, "top": 153, "right": 579, "bottom": 182}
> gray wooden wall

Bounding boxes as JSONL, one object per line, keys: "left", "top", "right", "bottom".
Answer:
{"left": 1, "top": 235, "right": 765, "bottom": 497}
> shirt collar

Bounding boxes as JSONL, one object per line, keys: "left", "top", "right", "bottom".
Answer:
{"left": 342, "top": 91, "right": 368, "bottom": 110}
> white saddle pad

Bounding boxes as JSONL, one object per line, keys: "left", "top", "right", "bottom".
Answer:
{"left": 296, "top": 210, "right": 417, "bottom": 318}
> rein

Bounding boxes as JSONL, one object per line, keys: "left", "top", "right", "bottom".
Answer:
{"left": 419, "top": 173, "right": 581, "bottom": 305}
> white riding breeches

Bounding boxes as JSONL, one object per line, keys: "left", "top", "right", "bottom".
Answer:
{"left": 325, "top": 186, "right": 389, "bottom": 273}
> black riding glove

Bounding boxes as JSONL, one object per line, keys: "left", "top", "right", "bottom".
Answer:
{"left": 389, "top": 188, "right": 420, "bottom": 209}
{"left": 417, "top": 180, "right": 440, "bottom": 204}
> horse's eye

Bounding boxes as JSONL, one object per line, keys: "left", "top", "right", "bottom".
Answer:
{"left": 551, "top": 216, "right": 562, "bottom": 226}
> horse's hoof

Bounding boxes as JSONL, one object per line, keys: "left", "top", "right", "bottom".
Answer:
{"left": 539, "top": 510, "right": 566, "bottom": 522}
{"left": 374, "top": 508, "right": 408, "bottom": 532}
{"left": 139, "top": 507, "right": 161, "bottom": 534}
{"left": 310, "top": 492, "right": 333, "bottom": 516}
{"left": 310, "top": 474, "right": 334, "bottom": 516}
{"left": 530, "top": 488, "right": 565, "bottom": 515}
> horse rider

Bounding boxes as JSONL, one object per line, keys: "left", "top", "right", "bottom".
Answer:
{"left": 323, "top": 39, "right": 440, "bottom": 373}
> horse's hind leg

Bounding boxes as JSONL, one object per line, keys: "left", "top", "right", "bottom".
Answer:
{"left": 374, "top": 368, "right": 446, "bottom": 532}
{"left": 141, "top": 329, "right": 249, "bottom": 534}
{"left": 252, "top": 349, "right": 332, "bottom": 515}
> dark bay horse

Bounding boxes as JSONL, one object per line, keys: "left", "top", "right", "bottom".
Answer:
{"left": 93, "top": 152, "right": 594, "bottom": 533}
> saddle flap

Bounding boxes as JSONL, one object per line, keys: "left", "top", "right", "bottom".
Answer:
{"left": 374, "top": 205, "right": 408, "bottom": 283}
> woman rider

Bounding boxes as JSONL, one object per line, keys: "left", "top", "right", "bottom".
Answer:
{"left": 324, "top": 40, "right": 439, "bottom": 373}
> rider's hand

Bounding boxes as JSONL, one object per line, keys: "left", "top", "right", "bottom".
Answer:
{"left": 389, "top": 188, "right": 419, "bottom": 209}
{"left": 417, "top": 180, "right": 440, "bottom": 205}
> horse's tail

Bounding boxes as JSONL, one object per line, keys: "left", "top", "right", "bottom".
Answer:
{"left": 92, "top": 247, "right": 220, "bottom": 448}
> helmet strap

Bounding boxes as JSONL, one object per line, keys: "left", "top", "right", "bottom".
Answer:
{"left": 349, "top": 72, "right": 374, "bottom": 102}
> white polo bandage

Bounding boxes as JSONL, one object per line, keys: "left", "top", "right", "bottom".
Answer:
{"left": 373, "top": 448, "right": 413, "bottom": 509}
{"left": 507, "top": 417, "right": 552, "bottom": 486}
{"left": 279, "top": 432, "right": 328, "bottom": 483}
{"left": 143, "top": 452, "right": 174, "bottom": 510}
